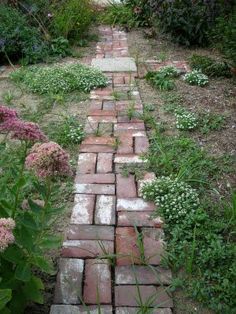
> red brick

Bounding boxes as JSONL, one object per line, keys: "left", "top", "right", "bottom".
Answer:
{"left": 77, "top": 153, "right": 96, "bottom": 174}
{"left": 114, "top": 123, "right": 145, "bottom": 131}
{"left": 135, "top": 136, "right": 149, "bottom": 154}
{"left": 84, "top": 259, "right": 112, "bottom": 304}
{"left": 103, "top": 101, "right": 115, "bottom": 110}
{"left": 116, "top": 175, "right": 137, "bottom": 198}
{"left": 89, "top": 101, "right": 102, "bottom": 110}
{"left": 62, "top": 240, "right": 114, "bottom": 258}
{"left": 143, "top": 228, "right": 165, "bottom": 265}
{"left": 97, "top": 153, "right": 113, "bottom": 173}
{"left": 71, "top": 194, "right": 95, "bottom": 224}
{"left": 75, "top": 183, "right": 115, "bottom": 195}
{"left": 67, "top": 225, "right": 114, "bottom": 241}
{"left": 115, "top": 308, "right": 172, "bottom": 314}
{"left": 114, "top": 77, "right": 125, "bottom": 85}
{"left": 95, "top": 195, "right": 116, "bottom": 225}
{"left": 115, "top": 265, "right": 172, "bottom": 285}
{"left": 114, "top": 154, "right": 145, "bottom": 165}
{"left": 84, "top": 121, "right": 99, "bottom": 134}
{"left": 80, "top": 144, "right": 115, "bottom": 153}
{"left": 89, "top": 109, "right": 117, "bottom": 116}
{"left": 88, "top": 116, "right": 117, "bottom": 123}
{"left": 75, "top": 174, "right": 115, "bottom": 184}
{"left": 82, "top": 136, "right": 115, "bottom": 146}
{"left": 117, "top": 198, "right": 155, "bottom": 212}
{"left": 116, "top": 227, "right": 141, "bottom": 266}
{"left": 117, "top": 134, "right": 133, "bottom": 154}
{"left": 115, "top": 286, "right": 173, "bottom": 307}
{"left": 118, "top": 212, "right": 163, "bottom": 227}
{"left": 50, "top": 305, "right": 113, "bottom": 314}
{"left": 54, "top": 258, "right": 84, "bottom": 304}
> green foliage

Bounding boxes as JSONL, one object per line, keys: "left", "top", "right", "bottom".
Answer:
{"left": 183, "top": 70, "right": 209, "bottom": 87}
{"left": 146, "top": 66, "right": 179, "bottom": 91}
{"left": 175, "top": 108, "right": 198, "bottom": 130}
{"left": 198, "top": 112, "right": 225, "bottom": 134}
{"left": 10, "top": 63, "right": 108, "bottom": 95}
{"left": 47, "top": 115, "right": 85, "bottom": 147}
{"left": 141, "top": 176, "right": 200, "bottom": 224}
{"left": 189, "top": 54, "right": 232, "bottom": 78}
{"left": 49, "top": 37, "right": 71, "bottom": 58}
{"left": 0, "top": 4, "right": 48, "bottom": 64}
{"left": 51, "top": 0, "right": 93, "bottom": 42}
{"left": 211, "top": 9, "right": 236, "bottom": 67}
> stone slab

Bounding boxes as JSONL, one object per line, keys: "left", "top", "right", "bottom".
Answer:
{"left": 91, "top": 57, "right": 137, "bottom": 72}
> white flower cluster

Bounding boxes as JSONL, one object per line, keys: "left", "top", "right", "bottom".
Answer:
{"left": 65, "top": 123, "right": 84, "bottom": 144}
{"left": 175, "top": 109, "right": 198, "bottom": 130}
{"left": 158, "top": 66, "right": 179, "bottom": 78}
{"left": 12, "top": 63, "right": 108, "bottom": 94}
{"left": 183, "top": 70, "right": 209, "bottom": 87}
{"left": 141, "top": 176, "right": 200, "bottom": 224}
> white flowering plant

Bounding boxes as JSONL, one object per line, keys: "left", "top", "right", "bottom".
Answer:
{"left": 174, "top": 108, "right": 198, "bottom": 130}
{"left": 183, "top": 70, "right": 209, "bottom": 87}
{"left": 141, "top": 176, "right": 200, "bottom": 224}
{"left": 57, "top": 115, "right": 84, "bottom": 146}
{"left": 10, "top": 63, "right": 108, "bottom": 94}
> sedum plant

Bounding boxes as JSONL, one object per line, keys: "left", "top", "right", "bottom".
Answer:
{"left": 10, "top": 63, "right": 108, "bottom": 95}
{"left": 183, "top": 70, "right": 209, "bottom": 87}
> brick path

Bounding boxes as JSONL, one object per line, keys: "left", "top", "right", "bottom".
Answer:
{"left": 50, "top": 26, "right": 173, "bottom": 314}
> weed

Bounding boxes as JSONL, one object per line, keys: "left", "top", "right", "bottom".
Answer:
{"left": 126, "top": 102, "right": 136, "bottom": 120}
{"left": 2, "top": 91, "right": 15, "bottom": 105}
{"left": 198, "top": 112, "right": 225, "bottom": 134}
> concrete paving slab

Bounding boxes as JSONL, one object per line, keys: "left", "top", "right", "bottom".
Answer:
{"left": 91, "top": 57, "right": 137, "bottom": 72}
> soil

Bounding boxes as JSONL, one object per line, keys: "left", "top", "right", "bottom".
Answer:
{"left": 127, "top": 28, "right": 236, "bottom": 314}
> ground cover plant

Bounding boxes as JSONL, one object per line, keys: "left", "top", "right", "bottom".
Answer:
{"left": 10, "top": 63, "right": 108, "bottom": 94}
{"left": 146, "top": 66, "right": 180, "bottom": 91}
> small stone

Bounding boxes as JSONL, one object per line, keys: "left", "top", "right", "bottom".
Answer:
{"left": 54, "top": 258, "right": 84, "bottom": 304}
{"left": 84, "top": 259, "right": 112, "bottom": 304}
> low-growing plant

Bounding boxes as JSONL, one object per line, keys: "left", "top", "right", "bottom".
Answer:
{"left": 198, "top": 112, "right": 225, "bottom": 134}
{"left": 189, "top": 54, "right": 232, "bottom": 78}
{"left": 146, "top": 66, "right": 179, "bottom": 91}
{"left": 174, "top": 108, "right": 198, "bottom": 130}
{"left": 183, "top": 70, "right": 209, "bottom": 87}
{"left": 10, "top": 63, "right": 108, "bottom": 95}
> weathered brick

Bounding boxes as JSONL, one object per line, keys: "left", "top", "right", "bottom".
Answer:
{"left": 77, "top": 153, "right": 97, "bottom": 174}
{"left": 62, "top": 240, "right": 114, "bottom": 258}
{"left": 135, "top": 136, "right": 149, "bottom": 154}
{"left": 75, "top": 174, "right": 115, "bottom": 184}
{"left": 82, "top": 136, "right": 115, "bottom": 146}
{"left": 116, "top": 227, "right": 141, "bottom": 265}
{"left": 80, "top": 144, "right": 115, "bottom": 153}
{"left": 115, "top": 308, "right": 172, "bottom": 314}
{"left": 97, "top": 153, "right": 113, "bottom": 173}
{"left": 117, "top": 198, "right": 155, "bottom": 212}
{"left": 88, "top": 116, "right": 117, "bottom": 123}
{"left": 116, "top": 175, "right": 137, "bottom": 198}
{"left": 89, "top": 110, "right": 117, "bottom": 116}
{"left": 115, "top": 286, "right": 173, "bottom": 307}
{"left": 89, "top": 101, "right": 103, "bottom": 110}
{"left": 84, "top": 121, "right": 99, "bottom": 134}
{"left": 114, "top": 123, "right": 145, "bottom": 131}
{"left": 95, "top": 195, "right": 116, "bottom": 225}
{"left": 50, "top": 305, "right": 113, "bottom": 314}
{"left": 84, "top": 259, "right": 112, "bottom": 304}
{"left": 115, "top": 265, "right": 172, "bottom": 285}
{"left": 117, "top": 134, "right": 133, "bottom": 154}
{"left": 103, "top": 101, "right": 115, "bottom": 110}
{"left": 75, "top": 183, "right": 115, "bottom": 195}
{"left": 54, "top": 258, "right": 84, "bottom": 304}
{"left": 142, "top": 228, "right": 165, "bottom": 265}
{"left": 67, "top": 225, "right": 114, "bottom": 241}
{"left": 118, "top": 212, "right": 163, "bottom": 227}
{"left": 71, "top": 194, "right": 95, "bottom": 224}
{"left": 114, "top": 154, "right": 146, "bottom": 164}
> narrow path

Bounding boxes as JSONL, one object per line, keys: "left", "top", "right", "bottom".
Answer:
{"left": 50, "top": 26, "right": 173, "bottom": 314}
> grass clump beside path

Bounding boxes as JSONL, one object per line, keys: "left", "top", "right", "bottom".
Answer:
{"left": 10, "top": 63, "right": 108, "bottom": 95}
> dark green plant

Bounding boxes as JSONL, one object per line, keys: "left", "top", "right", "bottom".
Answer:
{"left": 146, "top": 72, "right": 176, "bottom": 91}
{"left": 51, "top": 0, "right": 93, "bottom": 42}
{"left": 189, "top": 54, "right": 232, "bottom": 78}
{"left": 49, "top": 37, "right": 71, "bottom": 58}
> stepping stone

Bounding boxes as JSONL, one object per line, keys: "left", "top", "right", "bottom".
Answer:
{"left": 91, "top": 57, "right": 137, "bottom": 72}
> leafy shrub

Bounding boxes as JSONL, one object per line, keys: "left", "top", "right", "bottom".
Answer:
{"left": 189, "top": 54, "right": 232, "bottom": 78}
{"left": 49, "top": 37, "right": 71, "bottom": 58}
{"left": 0, "top": 4, "right": 48, "bottom": 64}
{"left": 183, "top": 70, "right": 209, "bottom": 87}
{"left": 51, "top": 0, "right": 93, "bottom": 42}
{"left": 146, "top": 66, "right": 179, "bottom": 91}
{"left": 148, "top": 0, "right": 235, "bottom": 46}
{"left": 10, "top": 63, "right": 108, "bottom": 94}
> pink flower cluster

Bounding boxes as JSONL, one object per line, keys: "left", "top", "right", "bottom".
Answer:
{"left": 25, "top": 141, "right": 72, "bottom": 178}
{"left": 0, "top": 105, "right": 18, "bottom": 123}
{"left": 0, "top": 218, "right": 15, "bottom": 252}
{"left": 0, "top": 104, "right": 47, "bottom": 142}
